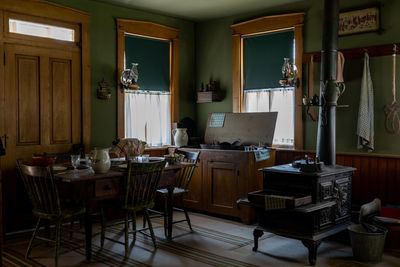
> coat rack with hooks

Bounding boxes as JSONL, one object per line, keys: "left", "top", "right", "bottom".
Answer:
{"left": 303, "top": 43, "right": 400, "bottom": 63}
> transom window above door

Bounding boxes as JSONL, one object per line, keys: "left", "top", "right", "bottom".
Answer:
{"left": 9, "top": 19, "right": 75, "bottom": 42}
{"left": 5, "top": 12, "right": 80, "bottom": 45}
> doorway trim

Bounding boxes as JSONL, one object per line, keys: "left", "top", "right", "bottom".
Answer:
{"left": 0, "top": 0, "right": 91, "bottom": 258}
{"left": 0, "top": 0, "right": 91, "bottom": 152}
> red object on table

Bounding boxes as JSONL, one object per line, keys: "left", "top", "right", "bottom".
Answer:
{"left": 32, "top": 156, "right": 56, "bottom": 166}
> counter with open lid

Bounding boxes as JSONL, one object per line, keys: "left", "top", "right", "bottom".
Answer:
{"left": 201, "top": 112, "right": 277, "bottom": 150}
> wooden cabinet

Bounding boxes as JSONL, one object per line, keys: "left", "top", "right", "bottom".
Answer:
{"left": 181, "top": 148, "right": 276, "bottom": 220}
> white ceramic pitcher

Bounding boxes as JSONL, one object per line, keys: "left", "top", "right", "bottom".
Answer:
{"left": 92, "top": 147, "right": 111, "bottom": 173}
{"left": 173, "top": 128, "right": 188, "bottom": 147}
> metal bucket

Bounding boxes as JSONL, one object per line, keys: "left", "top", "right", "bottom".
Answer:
{"left": 348, "top": 224, "right": 387, "bottom": 262}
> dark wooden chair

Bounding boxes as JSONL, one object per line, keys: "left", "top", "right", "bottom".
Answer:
{"left": 100, "top": 160, "right": 165, "bottom": 257}
{"left": 16, "top": 161, "right": 86, "bottom": 267}
{"left": 146, "top": 149, "right": 200, "bottom": 238}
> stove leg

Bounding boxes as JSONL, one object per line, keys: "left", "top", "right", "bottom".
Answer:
{"left": 252, "top": 228, "right": 264, "bottom": 252}
{"left": 301, "top": 240, "right": 321, "bottom": 266}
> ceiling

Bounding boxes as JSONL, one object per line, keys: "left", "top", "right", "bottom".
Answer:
{"left": 93, "top": 0, "right": 303, "bottom": 21}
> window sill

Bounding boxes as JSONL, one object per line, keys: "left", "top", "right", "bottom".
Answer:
{"left": 144, "top": 145, "right": 170, "bottom": 151}
{"left": 271, "top": 145, "right": 295, "bottom": 150}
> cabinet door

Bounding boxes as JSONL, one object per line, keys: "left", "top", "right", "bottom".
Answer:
{"left": 206, "top": 161, "right": 239, "bottom": 217}
{"left": 182, "top": 161, "right": 204, "bottom": 210}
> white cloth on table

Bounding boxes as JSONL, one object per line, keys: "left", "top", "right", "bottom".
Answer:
{"left": 356, "top": 52, "right": 374, "bottom": 151}
{"left": 337, "top": 51, "right": 345, "bottom": 83}
{"left": 112, "top": 138, "right": 145, "bottom": 160}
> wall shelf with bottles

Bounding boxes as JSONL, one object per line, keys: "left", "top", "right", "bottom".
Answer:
{"left": 197, "top": 91, "right": 221, "bottom": 103}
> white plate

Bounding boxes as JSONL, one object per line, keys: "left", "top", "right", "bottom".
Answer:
{"left": 150, "top": 157, "right": 165, "bottom": 161}
{"left": 111, "top": 157, "right": 125, "bottom": 162}
{"left": 53, "top": 165, "right": 67, "bottom": 171}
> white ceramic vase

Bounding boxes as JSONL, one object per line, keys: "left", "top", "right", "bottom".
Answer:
{"left": 173, "top": 128, "right": 188, "bottom": 147}
{"left": 92, "top": 147, "right": 111, "bottom": 173}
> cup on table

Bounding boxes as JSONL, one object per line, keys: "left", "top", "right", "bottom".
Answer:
{"left": 70, "top": 154, "right": 81, "bottom": 172}
{"left": 85, "top": 154, "right": 94, "bottom": 174}
{"left": 129, "top": 155, "right": 138, "bottom": 162}
{"left": 141, "top": 154, "right": 150, "bottom": 162}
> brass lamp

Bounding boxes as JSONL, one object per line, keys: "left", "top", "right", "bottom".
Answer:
{"left": 279, "top": 58, "right": 299, "bottom": 87}
{"left": 120, "top": 62, "right": 140, "bottom": 90}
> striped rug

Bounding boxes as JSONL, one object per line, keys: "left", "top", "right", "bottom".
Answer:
{"left": 2, "top": 213, "right": 264, "bottom": 267}
{"left": 105, "top": 226, "right": 256, "bottom": 267}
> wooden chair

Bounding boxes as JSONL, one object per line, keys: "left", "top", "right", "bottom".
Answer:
{"left": 146, "top": 149, "right": 200, "bottom": 238}
{"left": 100, "top": 160, "right": 165, "bottom": 257}
{"left": 16, "top": 161, "right": 86, "bottom": 267}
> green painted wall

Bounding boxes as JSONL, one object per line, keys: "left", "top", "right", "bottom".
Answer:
{"left": 196, "top": 0, "right": 400, "bottom": 155}
{"left": 42, "top": 0, "right": 400, "bottom": 155}
{"left": 45, "top": 0, "right": 196, "bottom": 148}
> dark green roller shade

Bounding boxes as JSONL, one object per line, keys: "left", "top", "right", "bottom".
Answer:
{"left": 243, "top": 30, "right": 294, "bottom": 90}
{"left": 125, "top": 34, "right": 170, "bottom": 92}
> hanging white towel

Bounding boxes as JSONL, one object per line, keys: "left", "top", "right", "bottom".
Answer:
{"left": 356, "top": 52, "right": 374, "bottom": 151}
{"left": 337, "top": 51, "right": 345, "bottom": 82}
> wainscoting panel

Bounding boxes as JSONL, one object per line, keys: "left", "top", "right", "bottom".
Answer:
{"left": 275, "top": 150, "right": 400, "bottom": 207}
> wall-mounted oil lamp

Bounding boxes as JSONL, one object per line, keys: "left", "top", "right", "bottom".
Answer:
{"left": 279, "top": 57, "right": 300, "bottom": 88}
{"left": 120, "top": 63, "right": 140, "bottom": 91}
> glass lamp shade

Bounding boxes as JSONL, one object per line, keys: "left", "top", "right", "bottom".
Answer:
{"left": 120, "top": 63, "right": 139, "bottom": 89}
{"left": 280, "top": 58, "right": 298, "bottom": 86}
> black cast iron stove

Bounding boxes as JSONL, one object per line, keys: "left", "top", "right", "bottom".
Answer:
{"left": 250, "top": 161, "right": 354, "bottom": 265}
{"left": 248, "top": 0, "right": 356, "bottom": 265}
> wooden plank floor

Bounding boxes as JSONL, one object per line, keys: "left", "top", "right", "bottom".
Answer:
{"left": 3, "top": 212, "right": 400, "bottom": 266}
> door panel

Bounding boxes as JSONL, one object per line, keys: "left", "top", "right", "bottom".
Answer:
{"left": 211, "top": 167, "right": 234, "bottom": 206}
{"left": 206, "top": 161, "right": 238, "bottom": 217}
{"left": 16, "top": 55, "right": 40, "bottom": 145}
{"left": 3, "top": 44, "right": 81, "bottom": 232}
{"left": 51, "top": 58, "right": 72, "bottom": 144}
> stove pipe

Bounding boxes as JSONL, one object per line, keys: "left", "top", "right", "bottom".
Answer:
{"left": 316, "top": 0, "right": 340, "bottom": 166}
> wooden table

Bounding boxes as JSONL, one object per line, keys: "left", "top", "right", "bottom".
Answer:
{"left": 55, "top": 161, "right": 194, "bottom": 261}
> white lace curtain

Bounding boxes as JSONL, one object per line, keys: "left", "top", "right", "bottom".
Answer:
{"left": 244, "top": 89, "right": 294, "bottom": 146}
{"left": 125, "top": 91, "right": 171, "bottom": 146}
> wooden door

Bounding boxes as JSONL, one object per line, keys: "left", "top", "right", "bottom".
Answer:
{"left": 205, "top": 160, "right": 239, "bottom": 217}
{"left": 2, "top": 43, "right": 81, "bottom": 232}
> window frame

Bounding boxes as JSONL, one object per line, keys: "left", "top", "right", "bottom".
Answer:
{"left": 231, "top": 13, "right": 304, "bottom": 149}
{"left": 117, "top": 19, "right": 179, "bottom": 140}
